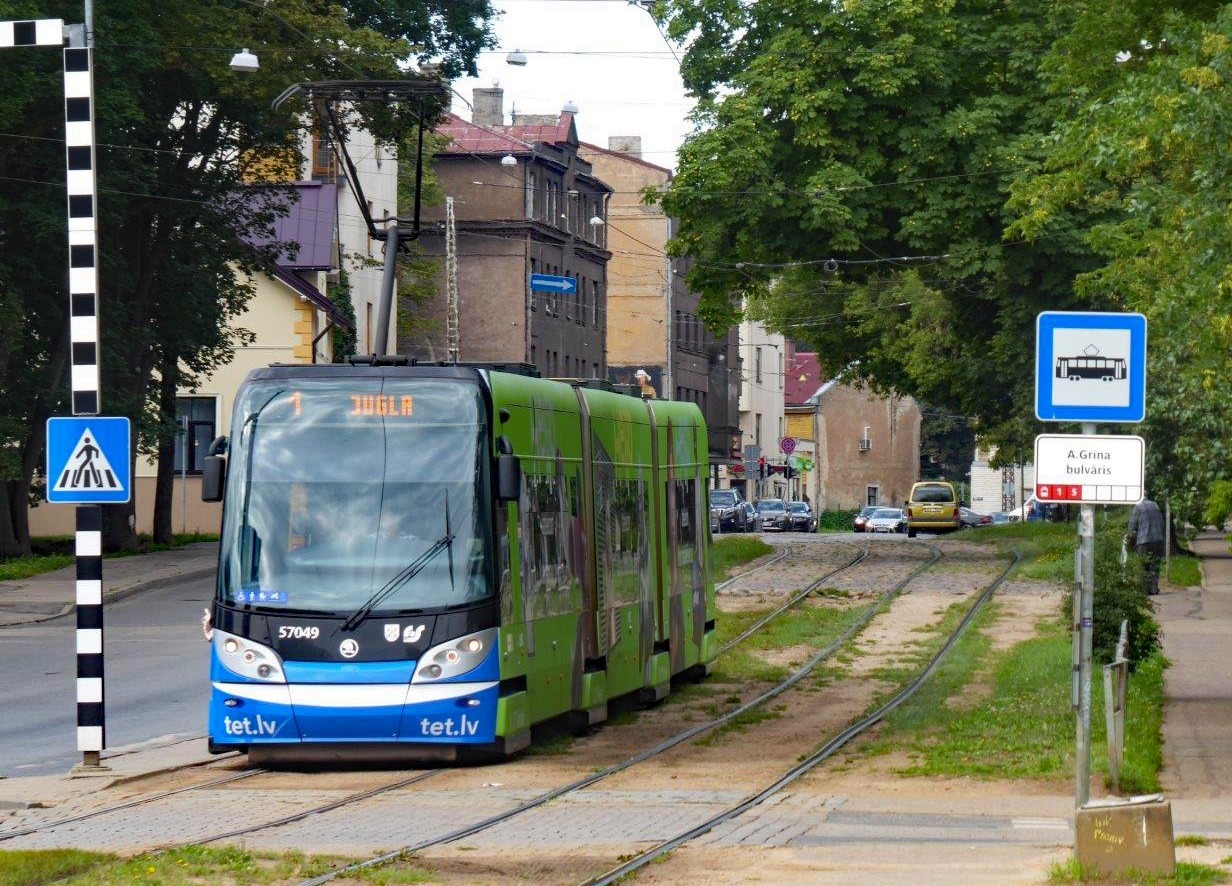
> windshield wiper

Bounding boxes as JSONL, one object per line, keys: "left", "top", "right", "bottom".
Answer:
{"left": 336, "top": 530, "right": 454, "bottom": 633}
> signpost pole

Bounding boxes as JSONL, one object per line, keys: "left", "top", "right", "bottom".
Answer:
{"left": 1076, "top": 421, "right": 1097, "bottom": 807}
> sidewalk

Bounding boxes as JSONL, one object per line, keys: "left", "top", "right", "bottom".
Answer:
{"left": 1157, "top": 530, "right": 1232, "bottom": 838}
{"left": 0, "top": 542, "right": 218, "bottom": 627}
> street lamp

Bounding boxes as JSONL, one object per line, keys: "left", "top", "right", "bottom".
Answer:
{"left": 500, "top": 154, "right": 517, "bottom": 167}
{"left": 229, "top": 48, "right": 259, "bottom": 72}
{"left": 505, "top": 48, "right": 527, "bottom": 66}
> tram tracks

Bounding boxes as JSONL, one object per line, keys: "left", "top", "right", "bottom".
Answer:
{"left": 292, "top": 542, "right": 942, "bottom": 886}
{"left": 0, "top": 540, "right": 932, "bottom": 873}
{"left": 578, "top": 549, "right": 1021, "bottom": 886}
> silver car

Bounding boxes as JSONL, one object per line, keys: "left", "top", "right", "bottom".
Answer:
{"left": 867, "top": 507, "right": 907, "bottom": 534}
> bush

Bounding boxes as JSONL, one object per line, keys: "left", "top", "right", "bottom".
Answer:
{"left": 818, "top": 509, "right": 859, "bottom": 531}
{"left": 1064, "top": 532, "right": 1161, "bottom": 668}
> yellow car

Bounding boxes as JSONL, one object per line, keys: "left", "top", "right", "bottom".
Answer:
{"left": 905, "top": 481, "right": 961, "bottom": 537}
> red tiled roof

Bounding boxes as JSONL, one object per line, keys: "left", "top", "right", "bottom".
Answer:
{"left": 438, "top": 112, "right": 534, "bottom": 155}
{"left": 785, "top": 352, "right": 825, "bottom": 405}
{"left": 438, "top": 111, "right": 580, "bottom": 156}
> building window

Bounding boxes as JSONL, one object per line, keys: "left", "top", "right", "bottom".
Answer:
{"left": 526, "top": 170, "right": 537, "bottom": 218}
{"left": 755, "top": 413, "right": 762, "bottom": 449}
{"left": 172, "top": 397, "right": 217, "bottom": 475}
{"left": 755, "top": 347, "right": 763, "bottom": 384}
{"left": 311, "top": 126, "right": 335, "bottom": 179}
{"left": 780, "top": 352, "right": 785, "bottom": 389}
{"left": 867, "top": 485, "right": 880, "bottom": 507}
{"left": 366, "top": 303, "right": 373, "bottom": 353}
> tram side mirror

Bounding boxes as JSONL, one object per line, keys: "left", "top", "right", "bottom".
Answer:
{"left": 201, "top": 435, "right": 228, "bottom": 503}
{"left": 497, "top": 454, "right": 521, "bottom": 503}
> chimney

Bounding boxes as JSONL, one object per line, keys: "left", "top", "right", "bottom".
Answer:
{"left": 472, "top": 87, "right": 504, "bottom": 126}
{"left": 608, "top": 136, "right": 642, "bottom": 159}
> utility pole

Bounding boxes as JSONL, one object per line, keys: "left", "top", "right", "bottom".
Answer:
{"left": 1075, "top": 423, "right": 1097, "bottom": 806}
{"left": 445, "top": 196, "right": 459, "bottom": 362}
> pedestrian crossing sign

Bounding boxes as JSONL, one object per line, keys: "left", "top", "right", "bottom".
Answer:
{"left": 46, "top": 417, "right": 131, "bottom": 504}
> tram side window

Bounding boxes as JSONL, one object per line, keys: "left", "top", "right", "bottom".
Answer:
{"left": 520, "top": 468, "right": 585, "bottom": 619}
{"left": 610, "top": 477, "right": 648, "bottom": 606}
{"left": 673, "top": 478, "right": 701, "bottom": 597}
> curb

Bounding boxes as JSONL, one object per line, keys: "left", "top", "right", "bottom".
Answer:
{"left": 0, "top": 565, "right": 216, "bottom": 630}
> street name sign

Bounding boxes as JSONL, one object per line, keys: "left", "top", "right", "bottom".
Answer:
{"left": 1035, "top": 311, "right": 1147, "bottom": 423}
{"left": 1033, "top": 434, "right": 1144, "bottom": 505}
{"left": 530, "top": 273, "right": 577, "bottom": 295}
{"left": 46, "top": 416, "right": 131, "bottom": 504}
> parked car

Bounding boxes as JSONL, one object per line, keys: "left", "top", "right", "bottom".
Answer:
{"left": 853, "top": 505, "right": 879, "bottom": 532}
{"left": 905, "top": 480, "right": 961, "bottom": 538}
{"left": 709, "top": 488, "right": 748, "bottom": 533}
{"left": 754, "top": 498, "right": 791, "bottom": 531}
{"left": 787, "top": 501, "right": 816, "bottom": 532}
{"left": 740, "top": 501, "right": 763, "bottom": 533}
{"left": 868, "top": 507, "right": 907, "bottom": 533}
{"left": 959, "top": 507, "right": 992, "bottom": 529}
{"left": 990, "top": 511, "right": 1018, "bottom": 524}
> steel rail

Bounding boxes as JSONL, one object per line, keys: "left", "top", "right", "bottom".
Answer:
{"left": 578, "top": 550, "right": 1021, "bottom": 886}
{"left": 713, "top": 547, "right": 790, "bottom": 592}
{"left": 0, "top": 768, "right": 264, "bottom": 842}
{"left": 718, "top": 542, "right": 869, "bottom": 655}
{"left": 189, "top": 768, "right": 443, "bottom": 847}
{"left": 294, "top": 543, "right": 941, "bottom": 886}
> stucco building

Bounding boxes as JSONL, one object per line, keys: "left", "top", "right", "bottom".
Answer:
{"left": 578, "top": 136, "right": 740, "bottom": 475}
{"left": 783, "top": 345, "right": 922, "bottom": 511}
{"left": 405, "top": 89, "right": 611, "bottom": 378}
{"left": 733, "top": 319, "right": 787, "bottom": 500}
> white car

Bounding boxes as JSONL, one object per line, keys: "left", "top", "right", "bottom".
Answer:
{"left": 867, "top": 507, "right": 907, "bottom": 533}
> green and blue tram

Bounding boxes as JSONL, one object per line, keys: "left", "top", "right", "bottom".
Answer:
{"left": 201, "top": 362, "right": 715, "bottom": 761}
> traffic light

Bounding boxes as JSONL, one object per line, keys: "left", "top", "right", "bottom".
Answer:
{"left": 758, "top": 457, "right": 765, "bottom": 479}
{"left": 785, "top": 464, "right": 795, "bottom": 480}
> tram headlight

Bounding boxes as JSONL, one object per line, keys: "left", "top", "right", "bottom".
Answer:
{"left": 213, "top": 629, "right": 286, "bottom": 683}
{"left": 412, "top": 628, "right": 497, "bottom": 683}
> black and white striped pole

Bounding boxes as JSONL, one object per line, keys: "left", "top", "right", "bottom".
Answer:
{"left": 64, "top": 23, "right": 108, "bottom": 773}
{"left": 2, "top": 17, "right": 108, "bottom": 771}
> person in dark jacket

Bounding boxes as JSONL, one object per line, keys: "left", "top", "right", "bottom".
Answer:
{"left": 1127, "top": 496, "right": 1166, "bottom": 595}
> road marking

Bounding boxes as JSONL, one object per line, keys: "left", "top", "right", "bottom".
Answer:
{"left": 1012, "top": 817, "right": 1070, "bottom": 830}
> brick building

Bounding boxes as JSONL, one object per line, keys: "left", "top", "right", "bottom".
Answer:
{"left": 405, "top": 89, "right": 611, "bottom": 378}
{"left": 578, "top": 137, "right": 741, "bottom": 475}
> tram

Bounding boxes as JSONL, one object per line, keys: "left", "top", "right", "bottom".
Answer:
{"left": 1054, "top": 354, "right": 1127, "bottom": 382}
{"left": 201, "top": 361, "right": 715, "bottom": 761}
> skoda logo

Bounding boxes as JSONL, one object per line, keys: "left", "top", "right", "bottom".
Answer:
{"left": 339, "top": 638, "right": 359, "bottom": 659}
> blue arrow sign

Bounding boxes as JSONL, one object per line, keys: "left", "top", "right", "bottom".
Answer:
{"left": 1036, "top": 311, "right": 1147, "bottom": 423}
{"left": 46, "top": 417, "right": 131, "bottom": 504}
{"left": 530, "top": 273, "right": 577, "bottom": 295}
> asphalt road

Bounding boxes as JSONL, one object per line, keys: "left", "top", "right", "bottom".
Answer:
{"left": 0, "top": 576, "right": 213, "bottom": 777}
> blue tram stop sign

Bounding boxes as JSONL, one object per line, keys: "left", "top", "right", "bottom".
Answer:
{"left": 1035, "top": 311, "right": 1147, "bottom": 423}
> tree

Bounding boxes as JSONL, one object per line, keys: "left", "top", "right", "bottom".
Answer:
{"left": 654, "top": 0, "right": 1100, "bottom": 456}
{"left": 0, "top": 0, "right": 493, "bottom": 555}
{"left": 1007, "top": 1, "right": 1232, "bottom": 527}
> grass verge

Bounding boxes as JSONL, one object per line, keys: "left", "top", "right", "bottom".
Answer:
{"left": 962, "top": 521, "right": 1076, "bottom": 582}
{"left": 858, "top": 606, "right": 1166, "bottom": 791}
{"left": 0, "top": 847, "right": 434, "bottom": 886}
{"left": 1050, "top": 857, "right": 1228, "bottom": 885}
{"left": 1167, "top": 552, "right": 1202, "bottom": 588}
{"left": 710, "top": 535, "right": 774, "bottom": 584}
{"left": 0, "top": 533, "right": 218, "bottom": 579}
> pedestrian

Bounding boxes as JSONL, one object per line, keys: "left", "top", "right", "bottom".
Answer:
{"left": 1127, "top": 495, "right": 1166, "bottom": 596}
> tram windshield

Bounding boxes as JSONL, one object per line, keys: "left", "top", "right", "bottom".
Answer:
{"left": 218, "top": 377, "right": 494, "bottom": 613}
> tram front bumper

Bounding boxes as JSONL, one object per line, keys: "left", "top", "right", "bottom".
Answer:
{"left": 208, "top": 680, "right": 499, "bottom": 745}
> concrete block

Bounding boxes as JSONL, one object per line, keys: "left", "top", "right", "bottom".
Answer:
{"left": 1076, "top": 797, "right": 1175, "bottom": 877}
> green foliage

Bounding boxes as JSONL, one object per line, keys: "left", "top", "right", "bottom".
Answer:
{"left": 328, "top": 266, "right": 358, "bottom": 361}
{"left": 1079, "top": 536, "right": 1162, "bottom": 668}
{"left": 655, "top": 0, "right": 1094, "bottom": 455}
{"left": 817, "top": 509, "right": 858, "bottom": 531}
{"left": 0, "top": 0, "right": 495, "bottom": 555}
{"left": 1204, "top": 480, "right": 1232, "bottom": 529}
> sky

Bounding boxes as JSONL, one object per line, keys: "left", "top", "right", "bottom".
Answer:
{"left": 450, "top": 0, "right": 695, "bottom": 171}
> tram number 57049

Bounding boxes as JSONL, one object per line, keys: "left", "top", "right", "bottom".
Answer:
{"left": 277, "top": 625, "right": 320, "bottom": 640}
